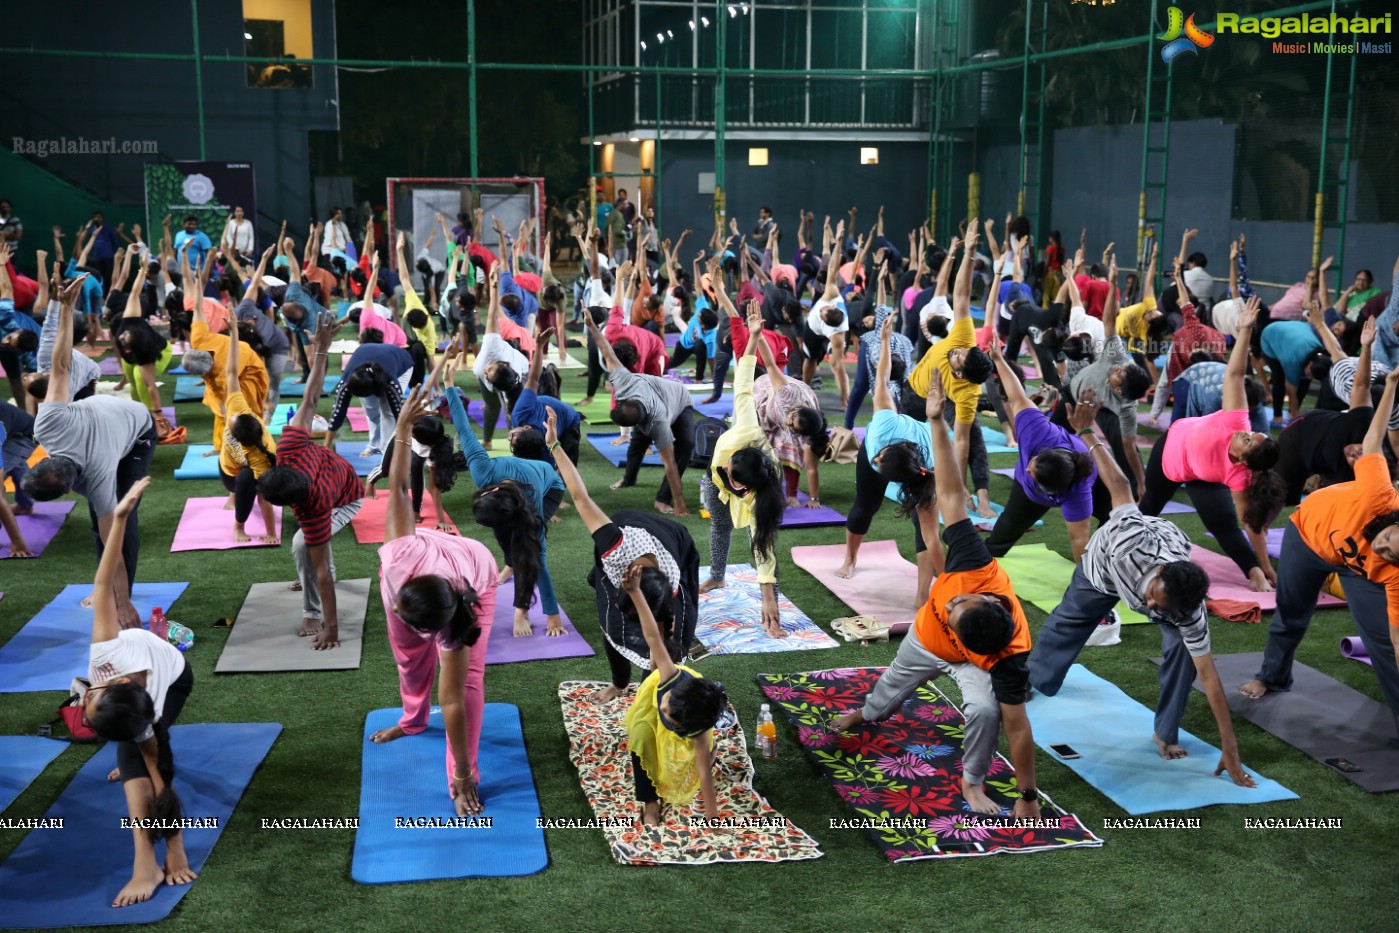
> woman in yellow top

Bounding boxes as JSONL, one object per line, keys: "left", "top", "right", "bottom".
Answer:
{"left": 1115, "top": 243, "right": 1169, "bottom": 379}
{"left": 620, "top": 564, "right": 726, "bottom": 826}
{"left": 218, "top": 270, "right": 280, "bottom": 546}
{"left": 699, "top": 301, "right": 788, "bottom": 638}
{"left": 397, "top": 231, "right": 439, "bottom": 383}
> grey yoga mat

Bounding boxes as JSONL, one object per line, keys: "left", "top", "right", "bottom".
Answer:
{"left": 1152, "top": 652, "right": 1399, "bottom": 793}
{"left": 215, "top": 579, "right": 371, "bottom": 673}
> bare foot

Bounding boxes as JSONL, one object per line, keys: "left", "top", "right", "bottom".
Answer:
{"left": 297, "top": 617, "right": 320, "bottom": 637}
{"left": 610, "top": 435, "right": 629, "bottom": 447}
{"left": 654, "top": 500, "right": 674, "bottom": 514}
{"left": 289, "top": 580, "right": 302, "bottom": 591}
{"left": 699, "top": 579, "right": 726, "bottom": 595}
{"left": 359, "top": 447, "right": 381, "bottom": 458}
{"left": 590, "top": 685, "right": 625, "bottom": 703}
{"left": 370, "top": 725, "right": 407, "bottom": 744}
{"left": 222, "top": 494, "right": 236, "bottom": 511}
{"left": 640, "top": 801, "right": 662, "bottom": 826}
{"left": 113, "top": 865, "right": 166, "bottom": 908}
{"left": 1153, "top": 735, "right": 1189, "bottom": 760}
{"left": 1239, "top": 678, "right": 1271, "bottom": 700}
{"left": 763, "top": 619, "right": 787, "bottom": 639}
{"left": 81, "top": 595, "right": 95, "bottom": 609}
{"left": 829, "top": 710, "right": 864, "bottom": 733}
{"left": 512, "top": 610, "right": 532, "bottom": 637}
{"left": 577, "top": 397, "right": 593, "bottom": 407}
{"left": 259, "top": 535, "right": 281, "bottom": 546}
{"left": 497, "top": 566, "right": 514, "bottom": 585}
{"left": 233, "top": 526, "right": 251, "bottom": 544}
{"left": 961, "top": 779, "right": 1001, "bottom": 814}
{"left": 107, "top": 767, "right": 122, "bottom": 782}
{"left": 833, "top": 560, "right": 856, "bottom": 579}
{"left": 975, "top": 502, "right": 998, "bottom": 520}
{"left": 609, "top": 479, "right": 628, "bottom": 491}
{"left": 11, "top": 505, "right": 33, "bottom": 516}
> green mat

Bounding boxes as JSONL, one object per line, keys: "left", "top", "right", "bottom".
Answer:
{"left": 998, "top": 543, "right": 1149, "bottom": 625}
{"left": 576, "top": 397, "right": 618, "bottom": 424}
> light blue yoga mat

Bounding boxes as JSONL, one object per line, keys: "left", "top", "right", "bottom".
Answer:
{"left": 1025, "top": 664, "right": 1298, "bottom": 814}
{"left": 0, "top": 583, "right": 190, "bottom": 693}
{"left": 278, "top": 375, "right": 341, "bottom": 398}
{"left": 0, "top": 737, "right": 65, "bottom": 813}
{"left": 585, "top": 432, "right": 661, "bottom": 467}
{"left": 172, "top": 375, "right": 205, "bottom": 402}
{"left": 0, "top": 723, "right": 281, "bottom": 929}
{"left": 333, "top": 440, "right": 383, "bottom": 477}
{"left": 173, "top": 445, "right": 221, "bottom": 479}
{"left": 352, "top": 704, "right": 547, "bottom": 883}
{"left": 264, "top": 402, "right": 301, "bottom": 436}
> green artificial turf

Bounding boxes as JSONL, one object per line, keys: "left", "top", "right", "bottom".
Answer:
{"left": 1, "top": 353, "right": 1394, "bottom": 933}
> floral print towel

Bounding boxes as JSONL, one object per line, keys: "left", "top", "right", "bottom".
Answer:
{"left": 557, "top": 682, "right": 824, "bottom": 866}
{"left": 695, "top": 564, "right": 840, "bottom": 655}
{"left": 757, "top": 668, "right": 1104, "bottom": 861}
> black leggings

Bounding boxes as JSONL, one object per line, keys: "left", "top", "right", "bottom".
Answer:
{"left": 479, "top": 381, "right": 521, "bottom": 444}
{"left": 845, "top": 442, "right": 927, "bottom": 552}
{"left": 984, "top": 476, "right": 1114, "bottom": 557}
{"left": 117, "top": 660, "right": 193, "bottom": 782}
{"left": 668, "top": 342, "right": 709, "bottom": 382}
{"left": 493, "top": 487, "right": 564, "bottom": 611}
{"left": 372, "top": 438, "right": 428, "bottom": 513}
{"left": 1264, "top": 354, "right": 1310, "bottom": 419}
{"left": 622, "top": 408, "right": 696, "bottom": 504}
{"left": 631, "top": 751, "right": 659, "bottom": 803}
{"left": 1137, "top": 429, "right": 1260, "bottom": 576}
{"left": 219, "top": 465, "right": 259, "bottom": 524}
{"left": 586, "top": 338, "right": 606, "bottom": 398}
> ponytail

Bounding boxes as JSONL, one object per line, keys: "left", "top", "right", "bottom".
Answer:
{"left": 396, "top": 574, "right": 484, "bottom": 648}
{"left": 411, "top": 416, "right": 461, "bottom": 493}
{"left": 793, "top": 406, "right": 830, "bottom": 459}
{"left": 149, "top": 720, "right": 184, "bottom": 840}
{"left": 1241, "top": 469, "right": 1285, "bottom": 534}
{"left": 724, "top": 446, "right": 783, "bottom": 562}
{"left": 876, "top": 441, "right": 936, "bottom": 517}
{"left": 87, "top": 682, "right": 184, "bottom": 841}
{"left": 472, "top": 483, "right": 542, "bottom": 606}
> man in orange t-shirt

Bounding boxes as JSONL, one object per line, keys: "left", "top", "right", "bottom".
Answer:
{"left": 1242, "top": 368, "right": 1399, "bottom": 725}
{"left": 831, "top": 378, "right": 1042, "bottom": 820}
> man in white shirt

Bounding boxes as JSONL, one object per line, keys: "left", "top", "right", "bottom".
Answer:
{"left": 221, "top": 206, "right": 254, "bottom": 257}
{"left": 322, "top": 208, "right": 351, "bottom": 256}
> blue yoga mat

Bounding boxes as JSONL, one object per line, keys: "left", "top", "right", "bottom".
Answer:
{"left": 0, "top": 723, "right": 281, "bottom": 929}
{"left": 585, "top": 432, "right": 661, "bottom": 467}
{"left": 0, "top": 583, "right": 190, "bottom": 694}
{"left": 352, "top": 704, "right": 547, "bottom": 883}
{"left": 333, "top": 441, "right": 383, "bottom": 477}
{"left": 173, "top": 445, "right": 221, "bottom": 479}
{"left": 1025, "top": 664, "right": 1297, "bottom": 815}
{"left": 172, "top": 376, "right": 205, "bottom": 402}
{"left": 0, "top": 737, "right": 66, "bottom": 813}
{"left": 278, "top": 375, "right": 341, "bottom": 398}
{"left": 694, "top": 394, "right": 733, "bottom": 418}
{"left": 264, "top": 402, "right": 301, "bottom": 436}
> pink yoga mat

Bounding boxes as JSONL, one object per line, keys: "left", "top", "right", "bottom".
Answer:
{"left": 1189, "top": 545, "right": 1344, "bottom": 612}
{"left": 791, "top": 539, "right": 920, "bottom": 635}
{"left": 1340, "top": 636, "right": 1373, "bottom": 666}
{"left": 347, "top": 407, "right": 369, "bottom": 432}
{"left": 351, "top": 497, "right": 484, "bottom": 545}
{"left": 486, "top": 580, "right": 595, "bottom": 664}
{"left": 1, "top": 501, "right": 76, "bottom": 558}
{"left": 169, "top": 496, "right": 283, "bottom": 551}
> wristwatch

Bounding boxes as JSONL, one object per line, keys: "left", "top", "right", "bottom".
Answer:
{"left": 1020, "top": 787, "right": 1040, "bottom": 803}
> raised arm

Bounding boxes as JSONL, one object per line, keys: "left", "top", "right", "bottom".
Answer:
{"left": 1304, "top": 296, "right": 1347, "bottom": 363}
{"left": 1070, "top": 388, "right": 1131, "bottom": 506}
{"left": 989, "top": 333, "right": 1032, "bottom": 418}
{"left": 583, "top": 306, "right": 623, "bottom": 372}
{"left": 483, "top": 262, "right": 502, "bottom": 335}
{"left": 45, "top": 275, "right": 88, "bottom": 404}
{"left": 952, "top": 220, "right": 980, "bottom": 320}
{"left": 1223, "top": 297, "right": 1259, "bottom": 411}
{"left": 524, "top": 327, "right": 550, "bottom": 391}
{"left": 1363, "top": 368, "right": 1399, "bottom": 456}
{"left": 384, "top": 385, "right": 430, "bottom": 543}
{"left": 289, "top": 315, "right": 335, "bottom": 430}
{"left": 543, "top": 407, "right": 609, "bottom": 532}
{"left": 1101, "top": 252, "right": 1122, "bottom": 336}
{"left": 924, "top": 370, "right": 967, "bottom": 525}
{"left": 934, "top": 236, "right": 959, "bottom": 298}
{"left": 1353, "top": 318, "right": 1376, "bottom": 410}
{"left": 91, "top": 478, "right": 150, "bottom": 643}
{"left": 873, "top": 314, "right": 898, "bottom": 412}
{"left": 982, "top": 217, "right": 1001, "bottom": 266}
{"left": 1318, "top": 254, "right": 1334, "bottom": 311}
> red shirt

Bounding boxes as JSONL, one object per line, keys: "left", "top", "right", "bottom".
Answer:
{"left": 1167, "top": 303, "right": 1227, "bottom": 381}
{"left": 276, "top": 426, "right": 363, "bottom": 547}
{"left": 606, "top": 304, "right": 666, "bottom": 376}
{"left": 728, "top": 317, "right": 791, "bottom": 370}
{"left": 1074, "top": 274, "right": 1118, "bottom": 320}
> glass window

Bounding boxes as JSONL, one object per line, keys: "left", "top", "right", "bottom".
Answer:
{"left": 242, "top": 0, "right": 313, "bottom": 89}
{"left": 860, "top": 147, "right": 879, "bottom": 165}
{"left": 748, "top": 147, "right": 769, "bottom": 166}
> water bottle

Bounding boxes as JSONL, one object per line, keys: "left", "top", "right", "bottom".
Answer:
{"left": 757, "top": 705, "right": 777, "bottom": 760}
{"left": 754, "top": 703, "right": 770, "bottom": 753}
{"left": 148, "top": 607, "right": 168, "bottom": 640}
{"left": 165, "top": 620, "right": 195, "bottom": 652}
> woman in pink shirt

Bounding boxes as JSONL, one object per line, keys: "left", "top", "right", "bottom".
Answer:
{"left": 370, "top": 387, "right": 498, "bottom": 816}
{"left": 1139, "top": 297, "right": 1286, "bottom": 591}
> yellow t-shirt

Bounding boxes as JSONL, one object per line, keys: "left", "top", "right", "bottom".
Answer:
{"left": 219, "top": 391, "right": 277, "bottom": 478}
{"left": 402, "top": 285, "right": 440, "bottom": 350}
{"left": 910, "top": 316, "right": 980, "bottom": 424}
{"left": 623, "top": 665, "right": 714, "bottom": 805}
{"left": 707, "top": 357, "right": 780, "bottom": 583}
{"left": 1116, "top": 295, "right": 1157, "bottom": 350}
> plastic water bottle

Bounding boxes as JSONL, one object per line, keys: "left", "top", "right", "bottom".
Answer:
{"left": 148, "top": 607, "right": 168, "bottom": 640}
{"left": 754, "top": 703, "right": 769, "bottom": 753}
{"left": 757, "top": 705, "right": 777, "bottom": 760}
{"left": 165, "top": 620, "right": 195, "bottom": 652}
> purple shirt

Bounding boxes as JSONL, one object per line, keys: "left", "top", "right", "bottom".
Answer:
{"left": 1013, "top": 407, "right": 1096, "bottom": 522}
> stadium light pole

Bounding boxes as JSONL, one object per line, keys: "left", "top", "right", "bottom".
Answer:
{"left": 467, "top": 0, "right": 479, "bottom": 177}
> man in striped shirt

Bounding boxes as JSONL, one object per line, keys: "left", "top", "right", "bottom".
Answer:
{"left": 256, "top": 314, "right": 363, "bottom": 650}
{"left": 1029, "top": 387, "right": 1257, "bottom": 787}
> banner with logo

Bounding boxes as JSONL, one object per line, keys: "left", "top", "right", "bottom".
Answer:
{"left": 143, "top": 161, "right": 257, "bottom": 247}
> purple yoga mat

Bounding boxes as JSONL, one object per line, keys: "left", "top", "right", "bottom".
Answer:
{"left": 485, "top": 580, "right": 595, "bottom": 665}
{"left": 1, "top": 500, "right": 76, "bottom": 558}
{"left": 851, "top": 426, "right": 866, "bottom": 444}
{"left": 664, "top": 332, "right": 681, "bottom": 348}
{"left": 1340, "top": 636, "right": 1373, "bottom": 666}
{"left": 780, "top": 491, "right": 847, "bottom": 528}
{"left": 467, "top": 400, "right": 509, "bottom": 430}
{"left": 98, "top": 357, "right": 122, "bottom": 376}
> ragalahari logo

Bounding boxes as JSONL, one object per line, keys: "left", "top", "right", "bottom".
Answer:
{"left": 1157, "top": 7, "right": 1215, "bottom": 62}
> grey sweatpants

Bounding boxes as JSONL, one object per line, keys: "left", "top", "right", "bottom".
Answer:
{"left": 1029, "top": 564, "right": 1195, "bottom": 745}
{"left": 263, "top": 351, "right": 289, "bottom": 414}
{"left": 859, "top": 633, "right": 1000, "bottom": 785}
{"left": 292, "top": 500, "right": 362, "bottom": 621}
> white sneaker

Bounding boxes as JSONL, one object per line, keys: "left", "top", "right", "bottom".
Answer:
{"left": 1086, "top": 610, "right": 1122, "bottom": 647}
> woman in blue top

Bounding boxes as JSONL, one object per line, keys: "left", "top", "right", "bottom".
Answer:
{"left": 835, "top": 316, "right": 941, "bottom": 609}
{"left": 1258, "top": 319, "right": 1326, "bottom": 427}
{"left": 444, "top": 376, "right": 565, "bottom": 639}
{"left": 982, "top": 337, "right": 1105, "bottom": 562}
{"left": 508, "top": 330, "right": 583, "bottom": 466}
{"left": 667, "top": 298, "right": 718, "bottom": 382}
{"left": 844, "top": 266, "right": 915, "bottom": 430}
